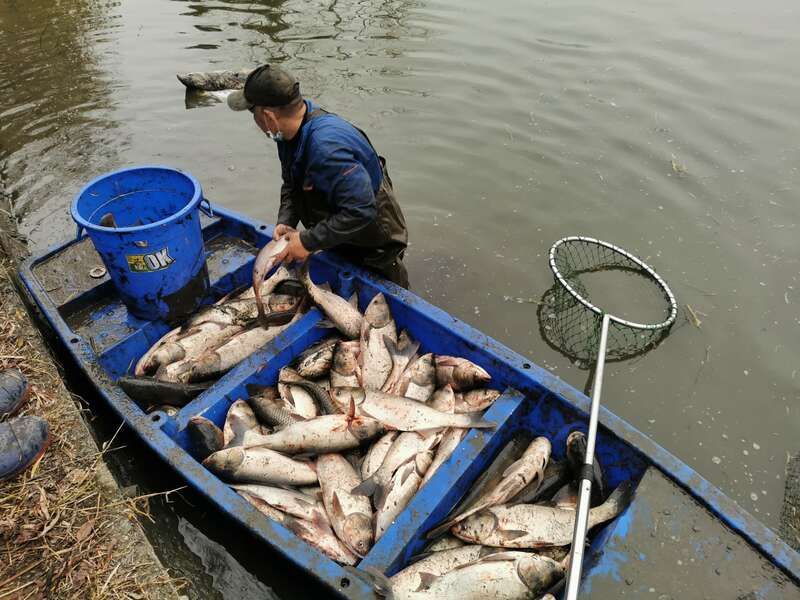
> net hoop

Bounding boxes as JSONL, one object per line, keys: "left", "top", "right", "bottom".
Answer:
{"left": 549, "top": 236, "right": 678, "bottom": 331}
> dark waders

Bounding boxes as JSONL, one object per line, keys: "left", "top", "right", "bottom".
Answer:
{"left": 292, "top": 109, "right": 409, "bottom": 288}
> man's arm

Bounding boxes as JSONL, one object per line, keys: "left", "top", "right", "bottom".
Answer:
{"left": 277, "top": 160, "right": 300, "bottom": 228}
{"left": 299, "top": 145, "right": 377, "bottom": 252}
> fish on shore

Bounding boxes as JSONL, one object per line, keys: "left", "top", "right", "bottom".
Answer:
{"left": 375, "top": 451, "right": 434, "bottom": 540}
{"left": 331, "top": 340, "right": 362, "bottom": 388}
{"left": 435, "top": 356, "right": 491, "bottom": 391}
{"left": 394, "top": 353, "right": 436, "bottom": 403}
{"left": 294, "top": 336, "right": 339, "bottom": 379}
{"left": 381, "top": 330, "right": 420, "bottom": 393}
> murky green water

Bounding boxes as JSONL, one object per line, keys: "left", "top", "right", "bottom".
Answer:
{"left": 2, "top": 0, "right": 799, "bottom": 596}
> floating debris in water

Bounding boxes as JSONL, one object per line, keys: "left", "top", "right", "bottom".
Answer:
{"left": 503, "top": 295, "right": 541, "bottom": 305}
{"left": 750, "top": 492, "right": 759, "bottom": 501}
{"left": 712, "top": 456, "right": 721, "bottom": 464}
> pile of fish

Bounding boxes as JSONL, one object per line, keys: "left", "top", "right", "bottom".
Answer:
{"left": 183, "top": 253, "right": 501, "bottom": 566}
{"left": 362, "top": 431, "right": 632, "bottom": 599}
{"left": 121, "top": 240, "right": 305, "bottom": 411}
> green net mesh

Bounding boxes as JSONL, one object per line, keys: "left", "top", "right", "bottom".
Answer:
{"left": 538, "top": 237, "right": 677, "bottom": 368}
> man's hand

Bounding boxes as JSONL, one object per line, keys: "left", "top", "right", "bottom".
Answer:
{"left": 273, "top": 223, "right": 296, "bottom": 240}
{"left": 274, "top": 230, "right": 310, "bottom": 264}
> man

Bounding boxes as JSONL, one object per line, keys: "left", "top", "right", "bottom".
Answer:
{"left": 228, "top": 64, "right": 409, "bottom": 287}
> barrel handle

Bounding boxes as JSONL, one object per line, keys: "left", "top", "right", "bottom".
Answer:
{"left": 199, "top": 197, "right": 214, "bottom": 218}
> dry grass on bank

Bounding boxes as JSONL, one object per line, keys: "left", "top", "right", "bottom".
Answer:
{"left": 0, "top": 258, "right": 184, "bottom": 600}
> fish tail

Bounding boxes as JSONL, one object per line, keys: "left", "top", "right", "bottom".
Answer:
{"left": 590, "top": 480, "right": 635, "bottom": 525}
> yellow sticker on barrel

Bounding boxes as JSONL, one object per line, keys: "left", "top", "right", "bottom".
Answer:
{"left": 126, "top": 248, "right": 175, "bottom": 272}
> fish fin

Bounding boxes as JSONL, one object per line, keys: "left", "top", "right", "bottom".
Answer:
{"left": 383, "top": 335, "right": 398, "bottom": 357}
{"left": 425, "top": 518, "right": 459, "bottom": 540}
{"left": 348, "top": 292, "right": 358, "bottom": 309}
{"left": 398, "top": 461, "right": 415, "bottom": 486}
{"left": 315, "top": 318, "right": 335, "bottom": 329}
{"left": 498, "top": 528, "right": 529, "bottom": 541}
{"left": 282, "top": 514, "right": 312, "bottom": 537}
{"left": 415, "top": 572, "right": 438, "bottom": 591}
{"left": 351, "top": 477, "right": 378, "bottom": 498}
{"left": 330, "top": 491, "right": 347, "bottom": 524}
{"left": 319, "top": 281, "right": 333, "bottom": 292}
{"left": 348, "top": 397, "right": 356, "bottom": 420}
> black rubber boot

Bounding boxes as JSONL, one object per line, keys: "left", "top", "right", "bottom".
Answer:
{"left": 0, "top": 369, "right": 29, "bottom": 419}
{"left": 0, "top": 416, "right": 50, "bottom": 481}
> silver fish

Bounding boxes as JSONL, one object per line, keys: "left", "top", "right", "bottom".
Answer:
{"left": 353, "top": 430, "right": 441, "bottom": 502}
{"left": 359, "top": 293, "right": 397, "bottom": 390}
{"left": 331, "top": 340, "right": 362, "bottom": 388}
{"left": 375, "top": 451, "right": 433, "bottom": 541}
{"left": 435, "top": 356, "right": 491, "bottom": 392}
{"left": 421, "top": 427, "right": 466, "bottom": 487}
{"left": 223, "top": 400, "right": 263, "bottom": 447}
{"left": 294, "top": 336, "right": 338, "bottom": 378}
{"left": 237, "top": 490, "right": 286, "bottom": 523}
{"left": 282, "top": 514, "right": 359, "bottom": 566}
{"left": 176, "top": 69, "right": 250, "bottom": 91}
{"left": 430, "top": 437, "right": 551, "bottom": 536}
{"left": 451, "top": 482, "right": 633, "bottom": 548}
{"left": 203, "top": 446, "right": 318, "bottom": 486}
{"left": 390, "top": 545, "right": 495, "bottom": 595}
{"left": 135, "top": 326, "right": 181, "bottom": 375}
{"left": 187, "top": 314, "right": 301, "bottom": 381}
{"left": 549, "top": 483, "right": 578, "bottom": 510}
{"left": 381, "top": 330, "right": 420, "bottom": 393}
{"left": 277, "top": 381, "right": 320, "bottom": 420}
{"left": 454, "top": 389, "right": 501, "bottom": 414}
{"left": 329, "top": 388, "right": 495, "bottom": 432}
{"left": 317, "top": 453, "right": 374, "bottom": 557}
{"left": 187, "top": 416, "right": 224, "bottom": 461}
{"left": 361, "top": 431, "right": 399, "bottom": 480}
{"left": 152, "top": 320, "right": 245, "bottom": 373}
{"left": 300, "top": 262, "right": 363, "bottom": 339}
{"left": 247, "top": 385, "right": 308, "bottom": 427}
{"left": 243, "top": 413, "right": 384, "bottom": 454}
{"left": 253, "top": 238, "right": 290, "bottom": 326}
{"left": 397, "top": 353, "right": 436, "bottom": 403}
{"left": 423, "top": 534, "right": 465, "bottom": 553}
{"left": 383, "top": 551, "right": 565, "bottom": 600}
{"left": 262, "top": 266, "right": 295, "bottom": 298}
{"left": 512, "top": 460, "right": 570, "bottom": 505}
{"left": 278, "top": 367, "right": 337, "bottom": 415}
{"left": 185, "top": 298, "right": 259, "bottom": 329}
{"left": 230, "top": 483, "right": 326, "bottom": 522}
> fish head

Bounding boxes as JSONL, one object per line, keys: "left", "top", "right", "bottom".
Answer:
{"left": 526, "top": 437, "right": 552, "bottom": 459}
{"left": 202, "top": 447, "right": 244, "bottom": 474}
{"left": 349, "top": 417, "right": 384, "bottom": 441}
{"left": 364, "top": 293, "right": 392, "bottom": 327}
{"left": 343, "top": 513, "right": 374, "bottom": 557}
{"left": 410, "top": 353, "right": 436, "bottom": 385}
{"left": 566, "top": 430, "right": 587, "bottom": 468}
{"left": 516, "top": 554, "right": 563, "bottom": 592}
{"left": 278, "top": 367, "right": 303, "bottom": 384}
{"left": 333, "top": 341, "right": 360, "bottom": 373}
{"left": 453, "top": 363, "right": 491, "bottom": 390}
{"left": 329, "top": 387, "right": 365, "bottom": 412}
{"left": 429, "top": 385, "right": 455, "bottom": 412}
{"left": 463, "top": 388, "right": 501, "bottom": 410}
{"left": 456, "top": 508, "right": 498, "bottom": 541}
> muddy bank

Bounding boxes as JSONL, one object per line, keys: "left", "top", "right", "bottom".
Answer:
{"left": 0, "top": 211, "right": 183, "bottom": 599}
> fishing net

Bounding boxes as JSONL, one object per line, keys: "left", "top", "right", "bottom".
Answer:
{"left": 538, "top": 236, "right": 677, "bottom": 368}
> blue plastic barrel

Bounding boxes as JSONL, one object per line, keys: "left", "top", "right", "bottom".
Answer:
{"left": 71, "top": 166, "right": 212, "bottom": 322}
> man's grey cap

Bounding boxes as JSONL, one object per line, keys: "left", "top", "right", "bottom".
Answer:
{"left": 228, "top": 64, "right": 301, "bottom": 111}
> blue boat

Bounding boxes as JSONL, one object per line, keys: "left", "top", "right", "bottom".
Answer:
{"left": 19, "top": 205, "right": 800, "bottom": 598}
